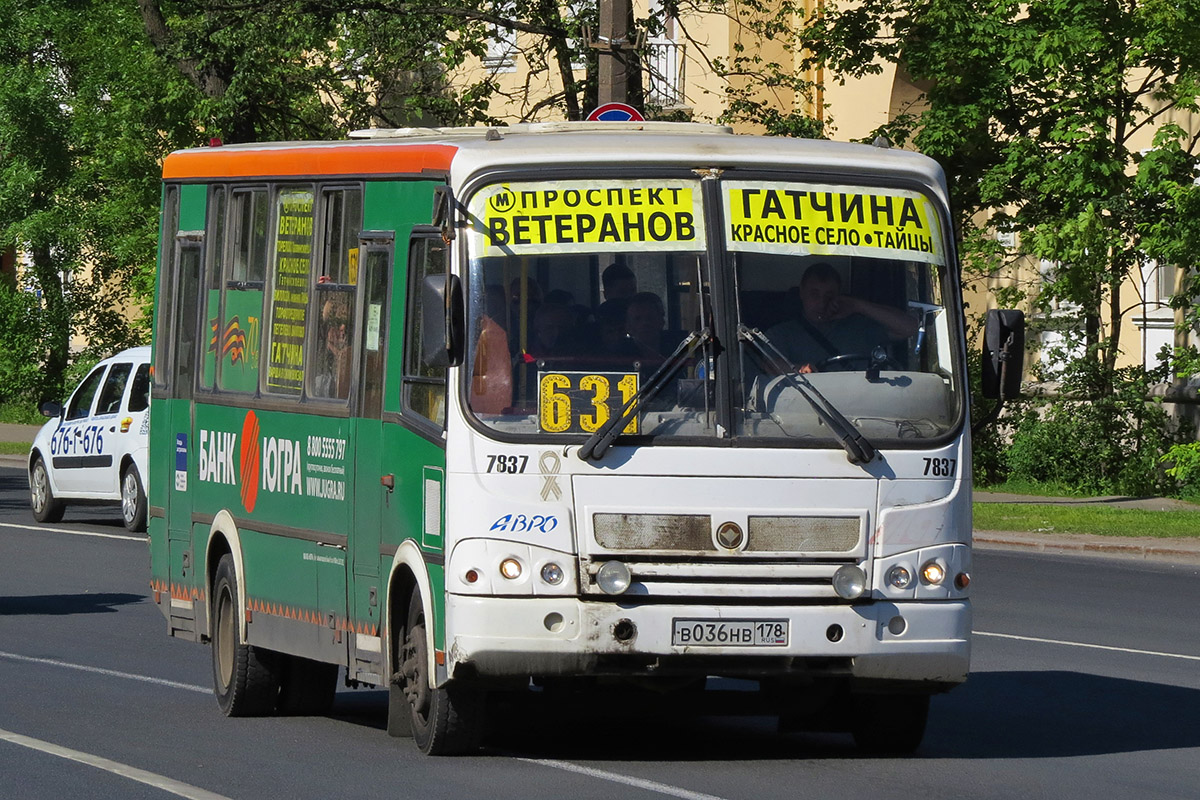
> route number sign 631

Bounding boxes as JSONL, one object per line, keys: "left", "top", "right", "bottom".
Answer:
{"left": 538, "top": 371, "right": 639, "bottom": 435}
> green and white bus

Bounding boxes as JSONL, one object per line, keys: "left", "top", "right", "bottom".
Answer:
{"left": 149, "top": 122, "right": 1008, "bottom": 755}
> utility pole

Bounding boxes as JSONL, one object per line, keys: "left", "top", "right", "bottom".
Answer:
{"left": 596, "top": 0, "right": 630, "bottom": 105}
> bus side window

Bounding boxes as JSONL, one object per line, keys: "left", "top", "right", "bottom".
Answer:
{"left": 152, "top": 186, "right": 180, "bottom": 392}
{"left": 218, "top": 187, "right": 268, "bottom": 394}
{"left": 200, "top": 185, "right": 225, "bottom": 391}
{"left": 403, "top": 234, "right": 448, "bottom": 427}
{"left": 172, "top": 235, "right": 204, "bottom": 399}
{"left": 264, "top": 185, "right": 315, "bottom": 397}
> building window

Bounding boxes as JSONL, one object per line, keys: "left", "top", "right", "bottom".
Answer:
{"left": 483, "top": 27, "right": 517, "bottom": 72}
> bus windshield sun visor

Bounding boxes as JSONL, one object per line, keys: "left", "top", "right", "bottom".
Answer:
{"left": 737, "top": 324, "right": 877, "bottom": 465}
{"left": 578, "top": 327, "right": 713, "bottom": 462}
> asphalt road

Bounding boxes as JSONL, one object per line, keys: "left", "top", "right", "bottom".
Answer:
{"left": 2, "top": 464, "right": 1199, "bottom": 800}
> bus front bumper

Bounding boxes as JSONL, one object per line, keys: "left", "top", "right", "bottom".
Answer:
{"left": 445, "top": 595, "right": 970, "bottom": 687}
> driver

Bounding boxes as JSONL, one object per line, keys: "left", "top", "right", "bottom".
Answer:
{"left": 766, "top": 262, "right": 917, "bottom": 373}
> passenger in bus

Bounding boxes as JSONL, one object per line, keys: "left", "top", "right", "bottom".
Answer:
{"left": 615, "top": 292, "right": 668, "bottom": 362}
{"left": 766, "top": 262, "right": 917, "bottom": 373}
{"left": 595, "top": 264, "right": 636, "bottom": 338}
{"left": 601, "top": 263, "right": 637, "bottom": 301}
{"left": 589, "top": 297, "right": 628, "bottom": 357}
{"left": 471, "top": 285, "right": 513, "bottom": 415}
{"left": 314, "top": 292, "right": 353, "bottom": 398}
{"left": 528, "top": 302, "right": 575, "bottom": 359}
{"left": 508, "top": 276, "right": 542, "bottom": 356}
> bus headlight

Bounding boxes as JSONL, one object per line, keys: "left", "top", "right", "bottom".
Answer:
{"left": 920, "top": 560, "right": 946, "bottom": 586}
{"left": 596, "top": 561, "right": 632, "bottom": 595}
{"left": 832, "top": 565, "right": 867, "bottom": 599}
{"left": 540, "top": 562, "right": 564, "bottom": 585}
{"left": 499, "top": 558, "right": 523, "bottom": 580}
{"left": 886, "top": 565, "right": 913, "bottom": 589}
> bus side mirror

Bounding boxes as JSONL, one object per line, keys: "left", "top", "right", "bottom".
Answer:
{"left": 981, "top": 308, "right": 1024, "bottom": 400}
{"left": 421, "top": 273, "right": 464, "bottom": 367}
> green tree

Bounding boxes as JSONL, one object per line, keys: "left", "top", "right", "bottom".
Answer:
{"left": 800, "top": 0, "right": 1200, "bottom": 492}
{"left": 802, "top": 0, "right": 1200, "bottom": 385}
{"left": 2, "top": 0, "right": 823, "bottom": 410}
{"left": 0, "top": 1, "right": 197, "bottom": 403}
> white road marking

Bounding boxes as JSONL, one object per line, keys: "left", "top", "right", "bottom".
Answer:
{"left": 0, "top": 727, "right": 234, "bottom": 800}
{"left": 975, "top": 631, "right": 1200, "bottom": 662}
{"left": 519, "top": 758, "right": 729, "bottom": 800}
{"left": 5, "top": 647, "right": 728, "bottom": 800}
{"left": 0, "top": 651, "right": 208, "bottom": 693}
{"left": 0, "top": 520, "right": 144, "bottom": 542}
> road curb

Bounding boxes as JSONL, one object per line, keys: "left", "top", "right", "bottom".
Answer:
{"left": 975, "top": 531, "right": 1200, "bottom": 565}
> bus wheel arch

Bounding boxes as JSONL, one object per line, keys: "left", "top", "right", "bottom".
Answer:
{"left": 384, "top": 542, "right": 436, "bottom": 692}
{"left": 204, "top": 511, "right": 245, "bottom": 643}
{"left": 384, "top": 546, "right": 483, "bottom": 754}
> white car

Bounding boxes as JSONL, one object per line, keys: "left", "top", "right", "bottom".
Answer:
{"left": 29, "top": 346, "right": 151, "bottom": 531}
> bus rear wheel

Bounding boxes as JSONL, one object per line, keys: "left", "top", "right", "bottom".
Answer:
{"left": 850, "top": 692, "right": 930, "bottom": 755}
{"left": 399, "top": 586, "right": 483, "bottom": 755}
{"left": 212, "top": 554, "right": 280, "bottom": 716}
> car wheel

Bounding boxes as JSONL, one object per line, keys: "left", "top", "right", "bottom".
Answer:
{"left": 30, "top": 456, "right": 65, "bottom": 524}
{"left": 121, "top": 465, "right": 147, "bottom": 532}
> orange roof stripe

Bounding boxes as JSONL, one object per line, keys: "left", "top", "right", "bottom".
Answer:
{"left": 163, "top": 142, "right": 458, "bottom": 180}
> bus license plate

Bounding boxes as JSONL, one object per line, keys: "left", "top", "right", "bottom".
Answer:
{"left": 672, "top": 619, "right": 789, "bottom": 647}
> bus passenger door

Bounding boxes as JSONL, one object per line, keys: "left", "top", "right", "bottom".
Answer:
{"left": 347, "top": 232, "right": 393, "bottom": 683}
{"left": 166, "top": 232, "right": 204, "bottom": 637}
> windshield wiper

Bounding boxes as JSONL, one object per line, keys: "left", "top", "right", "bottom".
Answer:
{"left": 578, "top": 327, "right": 713, "bottom": 461}
{"left": 738, "top": 324, "right": 877, "bottom": 465}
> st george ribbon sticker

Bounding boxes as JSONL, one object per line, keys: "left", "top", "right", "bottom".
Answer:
{"left": 539, "top": 451, "right": 562, "bottom": 501}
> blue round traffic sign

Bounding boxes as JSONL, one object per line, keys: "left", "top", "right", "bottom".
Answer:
{"left": 586, "top": 103, "right": 646, "bottom": 122}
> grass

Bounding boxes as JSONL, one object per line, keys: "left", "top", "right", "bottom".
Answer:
{"left": 0, "top": 441, "right": 29, "bottom": 455}
{"left": 974, "top": 503, "right": 1200, "bottom": 539}
{"left": 975, "top": 477, "right": 1091, "bottom": 498}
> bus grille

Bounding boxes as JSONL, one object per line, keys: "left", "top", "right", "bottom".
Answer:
{"left": 592, "top": 513, "right": 862, "bottom": 555}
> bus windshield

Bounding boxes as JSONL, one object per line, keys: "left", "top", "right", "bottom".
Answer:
{"left": 728, "top": 179, "right": 960, "bottom": 444}
{"left": 465, "top": 178, "right": 717, "bottom": 440}
{"left": 464, "top": 176, "right": 962, "bottom": 447}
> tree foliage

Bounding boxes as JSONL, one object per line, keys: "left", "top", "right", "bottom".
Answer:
{"left": 0, "top": 0, "right": 195, "bottom": 401}
{"left": 802, "top": 0, "right": 1200, "bottom": 383}
{"left": 0, "top": 0, "right": 824, "bottom": 406}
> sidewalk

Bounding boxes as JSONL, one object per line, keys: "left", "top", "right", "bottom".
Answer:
{"left": 2, "top": 416, "right": 1195, "bottom": 565}
{"left": 974, "top": 490, "right": 1200, "bottom": 565}
{"left": 0, "top": 423, "right": 42, "bottom": 444}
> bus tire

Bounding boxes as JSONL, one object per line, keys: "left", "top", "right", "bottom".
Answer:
{"left": 277, "top": 655, "right": 338, "bottom": 716}
{"left": 212, "top": 554, "right": 280, "bottom": 716}
{"left": 121, "top": 464, "right": 147, "bottom": 532}
{"left": 30, "top": 456, "right": 65, "bottom": 524}
{"left": 400, "top": 586, "right": 483, "bottom": 755}
{"left": 850, "top": 693, "right": 929, "bottom": 755}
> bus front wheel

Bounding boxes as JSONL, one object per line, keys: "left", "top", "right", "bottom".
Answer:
{"left": 850, "top": 692, "right": 930, "bottom": 755}
{"left": 398, "top": 586, "right": 483, "bottom": 755}
{"left": 212, "top": 554, "right": 280, "bottom": 716}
